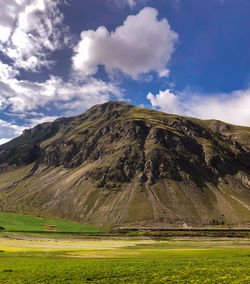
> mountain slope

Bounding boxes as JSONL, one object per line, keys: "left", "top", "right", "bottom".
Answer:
{"left": 0, "top": 101, "right": 249, "bottom": 228}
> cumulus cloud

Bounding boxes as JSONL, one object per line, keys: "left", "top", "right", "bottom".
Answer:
{"left": 0, "top": 62, "right": 19, "bottom": 81}
{"left": 0, "top": 63, "right": 122, "bottom": 143}
{"left": 0, "top": 119, "right": 27, "bottom": 144}
{"left": 147, "top": 88, "right": 250, "bottom": 127}
{"left": 0, "top": 74, "right": 122, "bottom": 114}
{"left": 0, "top": 0, "right": 69, "bottom": 71}
{"left": 147, "top": 89, "right": 181, "bottom": 114}
{"left": 0, "top": 75, "right": 122, "bottom": 142}
{"left": 72, "top": 7, "right": 178, "bottom": 79}
{"left": 0, "top": 0, "right": 124, "bottom": 144}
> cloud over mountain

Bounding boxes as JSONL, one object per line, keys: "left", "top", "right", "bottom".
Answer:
{"left": 0, "top": 70, "right": 121, "bottom": 114}
{"left": 72, "top": 7, "right": 178, "bottom": 79}
{"left": 0, "top": 1, "right": 123, "bottom": 144}
{"left": 0, "top": 71, "right": 122, "bottom": 144}
{"left": 147, "top": 88, "right": 250, "bottom": 127}
{"left": 0, "top": 119, "right": 26, "bottom": 144}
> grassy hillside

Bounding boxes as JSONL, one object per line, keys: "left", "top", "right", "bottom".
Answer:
{"left": 0, "top": 101, "right": 249, "bottom": 228}
{"left": 0, "top": 212, "right": 104, "bottom": 233}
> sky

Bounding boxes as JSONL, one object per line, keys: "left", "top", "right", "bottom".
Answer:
{"left": 0, "top": 0, "right": 250, "bottom": 144}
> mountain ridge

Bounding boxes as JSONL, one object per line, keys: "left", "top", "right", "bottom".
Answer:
{"left": 0, "top": 101, "right": 249, "bottom": 228}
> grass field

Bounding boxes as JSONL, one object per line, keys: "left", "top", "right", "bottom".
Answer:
{"left": 0, "top": 237, "right": 249, "bottom": 283}
{"left": 0, "top": 212, "right": 249, "bottom": 283}
{"left": 0, "top": 212, "right": 104, "bottom": 234}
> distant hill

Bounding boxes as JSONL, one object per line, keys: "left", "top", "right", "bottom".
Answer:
{"left": 0, "top": 101, "right": 249, "bottom": 228}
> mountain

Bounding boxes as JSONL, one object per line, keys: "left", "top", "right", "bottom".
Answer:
{"left": 0, "top": 101, "right": 249, "bottom": 228}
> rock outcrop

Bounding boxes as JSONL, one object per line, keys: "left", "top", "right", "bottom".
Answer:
{"left": 0, "top": 101, "right": 249, "bottom": 228}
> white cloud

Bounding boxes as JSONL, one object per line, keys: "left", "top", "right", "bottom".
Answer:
{"left": 29, "top": 115, "right": 59, "bottom": 126}
{"left": 0, "top": 75, "right": 122, "bottom": 113}
{"left": 0, "top": 62, "right": 19, "bottom": 81}
{"left": 0, "top": 71, "right": 122, "bottom": 142}
{"left": 147, "top": 88, "right": 250, "bottom": 127}
{"left": 107, "top": 0, "right": 180, "bottom": 10}
{"left": 0, "top": 138, "right": 11, "bottom": 145}
{"left": 107, "top": 0, "right": 139, "bottom": 9}
{"left": 0, "top": 0, "right": 123, "bottom": 144}
{"left": 0, "top": 119, "right": 27, "bottom": 143}
{"left": 127, "top": 0, "right": 136, "bottom": 8}
{"left": 158, "top": 69, "right": 170, "bottom": 78}
{"left": 0, "top": 114, "right": 60, "bottom": 145}
{"left": 147, "top": 89, "right": 181, "bottom": 114}
{"left": 72, "top": 7, "right": 178, "bottom": 79}
{"left": 0, "top": 0, "right": 69, "bottom": 71}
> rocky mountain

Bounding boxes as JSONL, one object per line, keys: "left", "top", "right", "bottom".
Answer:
{"left": 0, "top": 101, "right": 249, "bottom": 228}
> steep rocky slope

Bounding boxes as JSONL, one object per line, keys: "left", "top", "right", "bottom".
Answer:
{"left": 0, "top": 101, "right": 249, "bottom": 228}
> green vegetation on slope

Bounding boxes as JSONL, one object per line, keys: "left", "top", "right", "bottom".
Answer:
{"left": 0, "top": 101, "right": 249, "bottom": 228}
{"left": 0, "top": 212, "right": 104, "bottom": 233}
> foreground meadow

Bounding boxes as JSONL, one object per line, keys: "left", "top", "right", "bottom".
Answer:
{"left": 0, "top": 236, "right": 249, "bottom": 283}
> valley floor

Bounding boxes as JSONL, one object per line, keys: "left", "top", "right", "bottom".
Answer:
{"left": 0, "top": 235, "right": 249, "bottom": 283}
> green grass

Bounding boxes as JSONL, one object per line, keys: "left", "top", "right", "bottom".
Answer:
{"left": 0, "top": 164, "right": 34, "bottom": 187}
{"left": 0, "top": 242, "right": 249, "bottom": 283}
{"left": 0, "top": 212, "right": 104, "bottom": 234}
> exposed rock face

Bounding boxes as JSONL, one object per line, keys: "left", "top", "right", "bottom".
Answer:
{"left": 0, "top": 101, "right": 249, "bottom": 228}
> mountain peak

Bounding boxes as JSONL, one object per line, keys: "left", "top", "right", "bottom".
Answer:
{"left": 0, "top": 102, "right": 249, "bottom": 228}
{"left": 87, "top": 100, "right": 133, "bottom": 114}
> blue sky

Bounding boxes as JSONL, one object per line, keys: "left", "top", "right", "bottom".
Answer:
{"left": 0, "top": 0, "right": 250, "bottom": 144}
